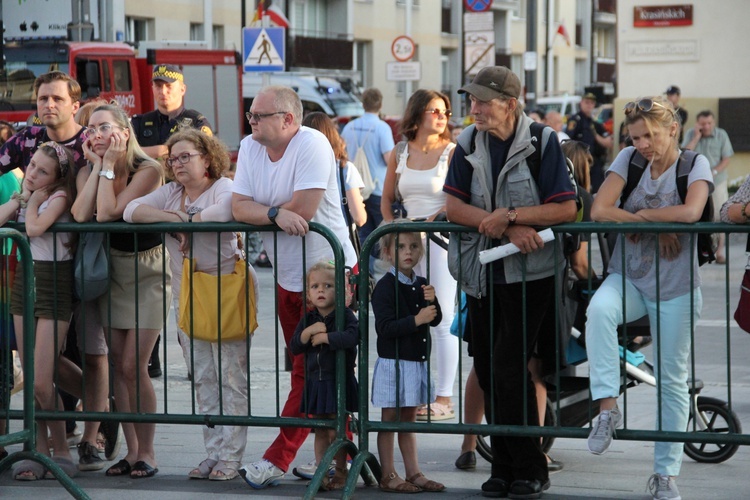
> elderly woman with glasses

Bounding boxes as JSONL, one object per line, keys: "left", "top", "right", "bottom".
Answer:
{"left": 585, "top": 96, "right": 712, "bottom": 499}
{"left": 380, "top": 89, "right": 458, "bottom": 422}
{"left": 72, "top": 103, "right": 166, "bottom": 479}
{"left": 124, "top": 128, "right": 258, "bottom": 481}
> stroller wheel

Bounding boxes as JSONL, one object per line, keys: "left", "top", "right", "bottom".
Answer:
{"left": 684, "top": 397, "right": 742, "bottom": 463}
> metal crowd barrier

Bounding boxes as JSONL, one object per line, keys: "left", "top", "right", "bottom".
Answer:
{"left": 1, "top": 220, "right": 749, "bottom": 499}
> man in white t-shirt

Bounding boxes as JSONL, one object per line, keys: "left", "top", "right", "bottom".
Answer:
{"left": 232, "top": 85, "right": 357, "bottom": 489}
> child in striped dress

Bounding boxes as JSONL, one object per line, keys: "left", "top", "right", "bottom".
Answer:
{"left": 370, "top": 224, "right": 445, "bottom": 493}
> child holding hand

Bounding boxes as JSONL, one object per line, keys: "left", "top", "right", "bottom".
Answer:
{"left": 290, "top": 261, "right": 359, "bottom": 491}
{"left": 370, "top": 224, "right": 445, "bottom": 493}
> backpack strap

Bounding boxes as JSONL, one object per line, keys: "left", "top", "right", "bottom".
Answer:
{"left": 621, "top": 148, "right": 648, "bottom": 205}
{"left": 674, "top": 149, "right": 700, "bottom": 203}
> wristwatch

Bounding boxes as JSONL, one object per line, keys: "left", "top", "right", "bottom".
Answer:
{"left": 99, "top": 170, "right": 115, "bottom": 180}
{"left": 267, "top": 206, "right": 280, "bottom": 225}
{"left": 507, "top": 206, "right": 518, "bottom": 225}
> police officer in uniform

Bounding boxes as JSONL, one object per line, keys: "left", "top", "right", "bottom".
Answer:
{"left": 566, "top": 92, "right": 612, "bottom": 193}
{"left": 131, "top": 64, "right": 213, "bottom": 163}
{"left": 131, "top": 64, "right": 213, "bottom": 378}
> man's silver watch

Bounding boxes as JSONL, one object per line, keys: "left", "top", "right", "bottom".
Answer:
{"left": 99, "top": 170, "right": 115, "bottom": 180}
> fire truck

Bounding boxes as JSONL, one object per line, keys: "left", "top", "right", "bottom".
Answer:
{"left": 0, "top": 38, "right": 244, "bottom": 156}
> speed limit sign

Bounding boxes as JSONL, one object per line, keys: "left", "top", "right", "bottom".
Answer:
{"left": 392, "top": 35, "right": 416, "bottom": 62}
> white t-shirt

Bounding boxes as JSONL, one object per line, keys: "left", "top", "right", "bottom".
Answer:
{"left": 607, "top": 147, "right": 713, "bottom": 301}
{"left": 233, "top": 126, "right": 357, "bottom": 292}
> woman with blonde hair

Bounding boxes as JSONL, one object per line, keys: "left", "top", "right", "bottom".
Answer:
{"left": 586, "top": 96, "right": 712, "bottom": 499}
{"left": 72, "top": 102, "right": 167, "bottom": 479}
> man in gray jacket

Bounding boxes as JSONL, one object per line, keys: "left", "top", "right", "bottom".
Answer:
{"left": 443, "top": 66, "right": 577, "bottom": 499}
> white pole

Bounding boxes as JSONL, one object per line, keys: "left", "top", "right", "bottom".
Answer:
{"left": 404, "top": 0, "right": 413, "bottom": 110}
{"left": 204, "top": 0, "right": 213, "bottom": 49}
{"left": 546, "top": 0, "right": 554, "bottom": 94}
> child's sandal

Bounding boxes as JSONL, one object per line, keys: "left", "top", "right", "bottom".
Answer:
{"left": 407, "top": 471, "right": 445, "bottom": 492}
{"left": 328, "top": 467, "right": 349, "bottom": 490}
{"left": 379, "top": 471, "right": 421, "bottom": 493}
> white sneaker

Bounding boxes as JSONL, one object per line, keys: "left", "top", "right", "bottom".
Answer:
{"left": 239, "top": 459, "right": 285, "bottom": 489}
{"left": 587, "top": 406, "right": 623, "bottom": 455}
{"left": 292, "top": 460, "right": 334, "bottom": 480}
{"left": 647, "top": 474, "right": 682, "bottom": 500}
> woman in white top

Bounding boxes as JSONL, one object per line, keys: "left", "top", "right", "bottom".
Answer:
{"left": 124, "top": 128, "right": 258, "bottom": 481}
{"left": 380, "top": 89, "right": 457, "bottom": 420}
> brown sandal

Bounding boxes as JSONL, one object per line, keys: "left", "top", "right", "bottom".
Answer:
{"left": 407, "top": 471, "right": 445, "bottom": 492}
{"left": 379, "top": 471, "right": 422, "bottom": 493}
{"left": 328, "top": 467, "right": 349, "bottom": 490}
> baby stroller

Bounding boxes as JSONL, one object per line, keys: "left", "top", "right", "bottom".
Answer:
{"left": 475, "top": 233, "right": 742, "bottom": 464}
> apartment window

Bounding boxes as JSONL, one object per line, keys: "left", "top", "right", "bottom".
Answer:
{"left": 291, "top": 0, "right": 327, "bottom": 37}
{"left": 125, "top": 17, "right": 154, "bottom": 44}
{"left": 213, "top": 25, "right": 224, "bottom": 49}
{"left": 190, "top": 23, "right": 204, "bottom": 41}
{"left": 513, "top": 0, "right": 526, "bottom": 19}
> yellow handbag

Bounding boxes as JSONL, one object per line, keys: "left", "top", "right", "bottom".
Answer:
{"left": 178, "top": 257, "right": 257, "bottom": 341}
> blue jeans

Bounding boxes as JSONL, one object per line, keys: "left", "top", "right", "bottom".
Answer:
{"left": 586, "top": 273, "right": 702, "bottom": 476}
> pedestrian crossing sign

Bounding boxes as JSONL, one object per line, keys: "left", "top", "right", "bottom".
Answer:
{"left": 243, "top": 27, "right": 285, "bottom": 72}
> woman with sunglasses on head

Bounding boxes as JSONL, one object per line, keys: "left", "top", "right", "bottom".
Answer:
{"left": 71, "top": 103, "right": 166, "bottom": 479}
{"left": 586, "top": 96, "right": 712, "bottom": 500}
{"left": 124, "top": 128, "right": 257, "bottom": 481}
{"left": 380, "top": 89, "right": 458, "bottom": 422}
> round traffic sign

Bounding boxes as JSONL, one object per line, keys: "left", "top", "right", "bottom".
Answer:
{"left": 391, "top": 35, "right": 416, "bottom": 62}
{"left": 464, "top": 0, "right": 493, "bottom": 13}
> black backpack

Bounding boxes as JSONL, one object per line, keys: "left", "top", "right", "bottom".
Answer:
{"left": 620, "top": 148, "right": 715, "bottom": 266}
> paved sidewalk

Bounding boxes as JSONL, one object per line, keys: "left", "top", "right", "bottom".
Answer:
{"left": 1, "top": 235, "right": 749, "bottom": 499}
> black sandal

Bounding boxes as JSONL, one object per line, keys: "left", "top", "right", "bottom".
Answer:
{"left": 106, "top": 459, "right": 132, "bottom": 477}
{"left": 130, "top": 460, "right": 159, "bottom": 479}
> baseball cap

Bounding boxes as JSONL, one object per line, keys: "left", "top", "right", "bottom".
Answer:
{"left": 152, "top": 64, "right": 184, "bottom": 83}
{"left": 666, "top": 85, "right": 681, "bottom": 95}
{"left": 458, "top": 66, "right": 521, "bottom": 102}
{"left": 582, "top": 92, "right": 598, "bottom": 102}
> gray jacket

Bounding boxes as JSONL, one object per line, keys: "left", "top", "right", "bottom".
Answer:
{"left": 448, "top": 114, "right": 564, "bottom": 298}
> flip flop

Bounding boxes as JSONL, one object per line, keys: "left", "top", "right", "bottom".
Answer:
{"left": 106, "top": 459, "right": 132, "bottom": 477}
{"left": 416, "top": 401, "right": 455, "bottom": 421}
{"left": 13, "top": 459, "right": 46, "bottom": 481}
{"left": 130, "top": 460, "right": 159, "bottom": 479}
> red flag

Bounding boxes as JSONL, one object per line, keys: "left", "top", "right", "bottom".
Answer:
{"left": 556, "top": 21, "right": 571, "bottom": 47}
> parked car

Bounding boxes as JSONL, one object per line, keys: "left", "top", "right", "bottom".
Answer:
{"left": 535, "top": 94, "right": 582, "bottom": 120}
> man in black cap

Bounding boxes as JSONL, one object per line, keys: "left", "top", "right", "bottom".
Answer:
{"left": 131, "top": 64, "right": 213, "bottom": 165}
{"left": 565, "top": 92, "right": 612, "bottom": 192}
{"left": 444, "top": 66, "right": 578, "bottom": 499}
{"left": 131, "top": 64, "right": 213, "bottom": 378}
{"left": 666, "top": 85, "right": 688, "bottom": 144}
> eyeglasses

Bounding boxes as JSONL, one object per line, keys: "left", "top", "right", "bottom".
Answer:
{"left": 623, "top": 99, "right": 673, "bottom": 116}
{"left": 83, "top": 123, "right": 125, "bottom": 138}
{"left": 245, "top": 111, "right": 287, "bottom": 122}
{"left": 166, "top": 152, "right": 202, "bottom": 167}
{"left": 425, "top": 108, "right": 452, "bottom": 118}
